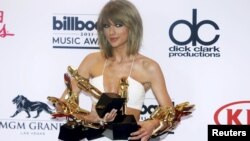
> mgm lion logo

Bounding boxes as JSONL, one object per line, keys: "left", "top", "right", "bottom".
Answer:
{"left": 10, "top": 95, "right": 53, "bottom": 118}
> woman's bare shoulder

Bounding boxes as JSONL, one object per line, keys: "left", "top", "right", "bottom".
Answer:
{"left": 85, "top": 51, "right": 104, "bottom": 60}
{"left": 136, "top": 54, "right": 160, "bottom": 73}
{"left": 78, "top": 52, "right": 105, "bottom": 77}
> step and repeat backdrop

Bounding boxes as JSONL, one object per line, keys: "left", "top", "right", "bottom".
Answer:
{"left": 1, "top": 0, "right": 250, "bottom": 141}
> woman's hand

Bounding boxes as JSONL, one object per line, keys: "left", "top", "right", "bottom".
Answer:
{"left": 129, "top": 119, "right": 159, "bottom": 141}
{"left": 102, "top": 109, "right": 117, "bottom": 122}
{"left": 72, "top": 109, "right": 99, "bottom": 123}
{"left": 54, "top": 99, "right": 66, "bottom": 114}
{"left": 73, "top": 108, "right": 117, "bottom": 124}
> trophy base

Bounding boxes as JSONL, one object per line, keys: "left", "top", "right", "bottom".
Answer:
{"left": 96, "top": 93, "right": 125, "bottom": 118}
{"left": 58, "top": 124, "right": 104, "bottom": 141}
{"left": 102, "top": 115, "right": 140, "bottom": 140}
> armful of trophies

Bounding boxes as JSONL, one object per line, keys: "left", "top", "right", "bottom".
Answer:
{"left": 47, "top": 71, "right": 102, "bottom": 129}
{"left": 47, "top": 66, "right": 195, "bottom": 139}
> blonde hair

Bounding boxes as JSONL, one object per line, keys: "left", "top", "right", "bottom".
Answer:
{"left": 97, "top": 0, "right": 143, "bottom": 58}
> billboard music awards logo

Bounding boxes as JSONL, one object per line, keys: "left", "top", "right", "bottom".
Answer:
{"left": 0, "top": 94, "right": 63, "bottom": 136}
{"left": 169, "top": 9, "right": 220, "bottom": 58}
{"left": 52, "top": 13, "right": 99, "bottom": 49}
{"left": 0, "top": 11, "right": 15, "bottom": 38}
{"left": 208, "top": 100, "right": 250, "bottom": 140}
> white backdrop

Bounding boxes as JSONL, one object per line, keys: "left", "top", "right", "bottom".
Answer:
{"left": 1, "top": 0, "right": 250, "bottom": 141}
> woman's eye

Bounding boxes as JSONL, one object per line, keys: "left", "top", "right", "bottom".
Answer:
{"left": 115, "top": 23, "right": 123, "bottom": 27}
{"left": 103, "top": 24, "right": 110, "bottom": 28}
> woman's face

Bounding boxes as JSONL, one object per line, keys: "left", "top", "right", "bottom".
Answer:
{"left": 103, "top": 20, "right": 129, "bottom": 49}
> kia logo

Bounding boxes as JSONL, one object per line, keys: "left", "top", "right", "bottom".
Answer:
{"left": 214, "top": 101, "right": 250, "bottom": 125}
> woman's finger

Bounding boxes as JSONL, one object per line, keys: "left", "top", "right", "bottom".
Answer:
{"left": 104, "top": 109, "right": 117, "bottom": 122}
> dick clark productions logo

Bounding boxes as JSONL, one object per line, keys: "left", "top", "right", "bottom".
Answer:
{"left": 168, "top": 9, "right": 220, "bottom": 58}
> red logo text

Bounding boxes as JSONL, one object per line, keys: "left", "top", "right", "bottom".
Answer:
{"left": 0, "top": 11, "right": 15, "bottom": 38}
{"left": 214, "top": 100, "right": 250, "bottom": 125}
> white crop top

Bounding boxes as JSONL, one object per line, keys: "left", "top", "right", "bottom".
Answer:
{"left": 90, "top": 58, "right": 146, "bottom": 110}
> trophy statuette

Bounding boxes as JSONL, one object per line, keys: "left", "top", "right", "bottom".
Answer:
{"left": 47, "top": 66, "right": 195, "bottom": 140}
{"left": 47, "top": 66, "right": 138, "bottom": 140}
{"left": 67, "top": 66, "right": 126, "bottom": 118}
{"left": 67, "top": 66, "right": 139, "bottom": 140}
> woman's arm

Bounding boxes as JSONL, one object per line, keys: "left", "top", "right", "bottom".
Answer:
{"left": 129, "top": 59, "right": 173, "bottom": 141}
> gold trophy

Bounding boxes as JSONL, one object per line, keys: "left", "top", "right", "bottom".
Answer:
{"left": 67, "top": 66, "right": 126, "bottom": 119}
{"left": 48, "top": 66, "right": 134, "bottom": 140}
{"left": 48, "top": 66, "right": 195, "bottom": 140}
{"left": 48, "top": 72, "right": 107, "bottom": 141}
{"left": 68, "top": 66, "right": 139, "bottom": 140}
{"left": 48, "top": 73, "right": 93, "bottom": 141}
{"left": 47, "top": 73, "right": 101, "bottom": 128}
{"left": 101, "top": 77, "right": 140, "bottom": 140}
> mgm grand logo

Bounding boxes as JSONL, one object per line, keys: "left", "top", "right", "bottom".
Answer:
{"left": 0, "top": 120, "right": 63, "bottom": 130}
{"left": 0, "top": 95, "right": 63, "bottom": 132}
{"left": 10, "top": 95, "right": 53, "bottom": 118}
